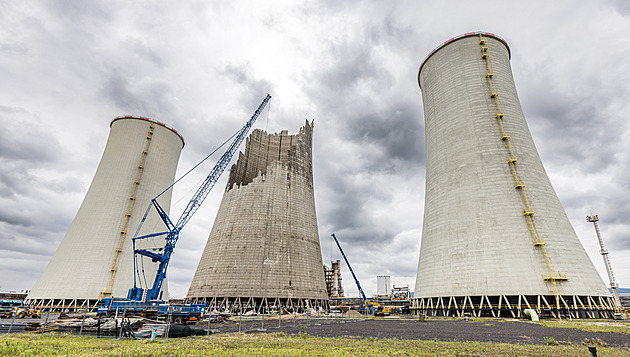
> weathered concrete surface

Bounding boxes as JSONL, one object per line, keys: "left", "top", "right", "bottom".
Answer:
{"left": 415, "top": 33, "right": 610, "bottom": 299}
{"left": 187, "top": 121, "right": 327, "bottom": 302}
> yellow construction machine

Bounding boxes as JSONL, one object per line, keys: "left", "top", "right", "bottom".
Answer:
{"left": 12, "top": 306, "right": 41, "bottom": 319}
{"left": 369, "top": 302, "right": 391, "bottom": 316}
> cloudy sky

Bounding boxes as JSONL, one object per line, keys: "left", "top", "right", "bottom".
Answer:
{"left": 1, "top": 0, "right": 629, "bottom": 299}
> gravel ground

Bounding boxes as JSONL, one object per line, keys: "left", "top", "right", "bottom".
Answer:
{"left": 206, "top": 317, "right": 630, "bottom": 347}
{"left": 8, "top": 313, "right": 629, "bottom": 347}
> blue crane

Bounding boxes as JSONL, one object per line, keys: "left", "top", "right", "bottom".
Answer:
{"left": 331, "top": 233, "right": 374, "bottom": 311}
{"left": 127, "top": 94, "right": 271, "bottom": 302}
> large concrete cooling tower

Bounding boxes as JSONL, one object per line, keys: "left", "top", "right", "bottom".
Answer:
{"left": 26, "top": 116, "right": 184, "bottom": 310}
{"left": 413, "top": 32, "right": 614, "bottom": 319}
{"left": 187, "top": 120, "right": 328, "bottom": 311}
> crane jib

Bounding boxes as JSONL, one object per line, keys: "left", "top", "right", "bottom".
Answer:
{"left": 331, "top": 233, "right": 370, "bottom": 310}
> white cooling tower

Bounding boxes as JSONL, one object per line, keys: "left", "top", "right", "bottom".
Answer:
{"left": 26, "top": 116, "right": 184, "bottom": 310}
{"left": 414, "top": 32, "right": 614, "bottom": 319}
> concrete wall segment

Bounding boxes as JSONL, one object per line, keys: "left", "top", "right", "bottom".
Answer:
{"left": 187, "top": 120, "right": 327, "bottom": 301}
{"left": 418, "top": 31, "right": 511, "bottom": 89}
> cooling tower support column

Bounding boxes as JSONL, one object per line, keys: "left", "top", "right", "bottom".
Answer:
{"left": 413, "top": 32, "right": 615, "bottom": 319}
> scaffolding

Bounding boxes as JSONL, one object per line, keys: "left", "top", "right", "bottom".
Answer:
{"left": 478, "top": 34, "right": 567, "bottom": 310}
{"left": 391, "top": 285, "right": 411, "bottom": 301}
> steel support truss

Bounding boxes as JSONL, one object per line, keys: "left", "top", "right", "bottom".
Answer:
{"left": 187, "top": 296, "right": 329, "bottom": 314}
{"left": 411, "top": 294, "right": 618, "bottom": 319}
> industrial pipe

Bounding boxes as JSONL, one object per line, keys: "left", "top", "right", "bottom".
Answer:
{"left": 523, "top": 309, "right": 539, "bottom": 321}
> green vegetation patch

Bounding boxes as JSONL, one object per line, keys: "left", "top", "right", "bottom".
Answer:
{"left": 537, "top": 319, "right": 630, "bottom": 334}
{"left": 1, "top": 332, "right": 630, "bottom": 356}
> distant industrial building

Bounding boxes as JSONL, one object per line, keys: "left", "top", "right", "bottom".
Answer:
{"left": 186, "top": 121, "right": 328, "bottom": 311}
{"left": 414, "top": 32, "right": 614, "bottom": 318}
{"left": 614, "top": 288, "right": 630, "bottom": 308}
{"left": 26, "top": 116, "right": 184, "bottom": 310}
{"left": 325, "top": 260, "right": 344, "bottom": 298}
{"left": 376, "top": 276, "right": 391, "bottom": 297}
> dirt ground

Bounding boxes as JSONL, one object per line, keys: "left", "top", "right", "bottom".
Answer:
{"left": 207, "top": 316, "right": 630, "bottom": 347}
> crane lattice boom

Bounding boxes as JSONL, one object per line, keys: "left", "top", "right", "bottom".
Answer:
{"left": 586, "top": 215, "right": 622, "bottom": 308}
{"left": 128, "top": 94, "right": 271, "bottom": 302}
{"left": 331, "top": 233, "right": 370, "bottom": 310}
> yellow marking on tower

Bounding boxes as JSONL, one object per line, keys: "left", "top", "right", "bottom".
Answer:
{"left": 478, "top": 34, "right": 567, "bottom": 310}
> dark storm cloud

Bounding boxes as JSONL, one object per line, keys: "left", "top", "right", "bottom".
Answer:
{"left": 0, "top": 109, "right": 62, "bottom": 164}
{"left": 102, "top": 74, "right": 142, "bottom": 111}
{"left": 327, "top": 221, "right": 393, "bottom": 247}
{"left": 301, "top": 7, "right": 425, "bottom": 259}
{"left": 324, "top": 182, "right": 379, "bottom": 231}
{"left": 601, "top": 196, "right": 630, "bottom": 233}
{"left": 170, "top": 64, "right": 276, "bottom": 166}
{"left": 297, "top": 9, "right": 424, "bottom": 174}
{"left": 222, "top": 64, "right": 275, "bottom": 110}
{"left": 322, "top": 51, "right": 388, "bottom": 94}
{"left": 366, "top": 12, "right": 416, "bottom": 51}
{"left": 0, "top": 190, "right": 76, "bottom": 234}
{"left": 0, "top": 167, "right": 25, "bottom": 197}
{"left": 345, "top": 100, "right": 425, "bottom": 170}
{"left": 101, "top": 72, "right": 179, "bottom": 118}
{"left": 0, "top": 211, "right": 32, "bottom": 228}
{"left": 0, "top": 200, "right": 74, "bottom": 258}
{"left": 0, "top": 104, "right": 83, "bottom": 259}
{"left": 0, "top": 231, "right": 62, "bottom": 257}
{"left": 306, "top": 57, "right": 423, "bottom": 172}
{"left": 518, "top": 44, "right": 630, "bottom": 267}
{"left": 132, "top": 41, "right": 167, "bottom": 68}
{"left": 315, "top": 161, "right": 403, "bottom": 246}
{"left": 607, "top": 0, "right": 630, "bottom": 16}
{"left": 521, "top": 82, "right": 622, "bottom": 173}
{"left": 0, "top": 105, "right": 21, "bottom": 114}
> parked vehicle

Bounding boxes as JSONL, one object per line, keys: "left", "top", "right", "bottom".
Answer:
{"left": 0, "top": 300, "right": 23, "bottom": 318}
{"left": 97, "top": 298, "right": 207, "bottom": 324}
{"left": 12, "top": 307, "right": 41, "bottom": 319}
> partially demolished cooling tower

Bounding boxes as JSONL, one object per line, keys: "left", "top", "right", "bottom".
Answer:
{"left": 26, "top": 116, "right": 184, "bottom": 309}
{"left": 414, "top": 32, "right": 614, "bottom": 318}
{"left": 187, "top": 121, "right": 328, "bottom": 310}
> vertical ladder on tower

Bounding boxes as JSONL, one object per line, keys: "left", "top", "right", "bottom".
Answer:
{"left": 100, "top": 123, "right": 155, "bottom": 299}
{"left": 478, "top": 34, "right": 567, "bottom": 310}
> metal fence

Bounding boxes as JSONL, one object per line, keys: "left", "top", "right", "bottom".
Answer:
{"left": 2, "top": 306, "right": 374, "bottom": 341}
